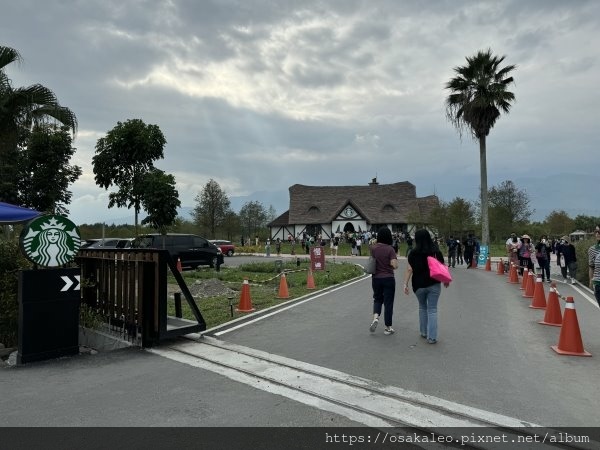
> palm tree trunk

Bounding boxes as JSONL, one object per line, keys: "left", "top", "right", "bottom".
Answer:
{"left": 479, "top": 136, "right": 489, "bottom": 246}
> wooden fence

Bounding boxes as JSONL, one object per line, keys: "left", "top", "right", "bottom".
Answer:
{"left": 76, "top": 249, "right": 206, "bottom": 347}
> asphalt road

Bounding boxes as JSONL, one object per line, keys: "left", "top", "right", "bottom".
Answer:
{"left": 2, "top": 253, "right": 599, "bottom": 435}
{"left": 213, "top": 257, "right": 600, "bottom": 427}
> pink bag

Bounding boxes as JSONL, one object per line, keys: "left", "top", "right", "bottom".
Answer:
{"left": 427, "top": 256, "right": 452, "bottom": 283}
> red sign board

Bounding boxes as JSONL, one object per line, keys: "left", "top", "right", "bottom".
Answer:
{"left": 310, "top": 246, "right": 326, "bottom": 271}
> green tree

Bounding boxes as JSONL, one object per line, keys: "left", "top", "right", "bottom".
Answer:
{"left": 92, "top": 119, "right": 166, "bottom": 233}
{"left": 446, "top": 49, "right": 516, "bottom": 246}
{"left": 193, "top": 179, "right": 231, "bottom": 238}
{"left": 487, "top": 180, "right": 532, "bottom": 239}
{"left": 426, "top": 201, "right": 449, "bottom": 238}
{"left": 221, "top": 210, "right": 241, "bottom": 241}
{"left": 573, "top": 215, "right": 599, "bottom": 232}
{"left": 17, "top": 124, "right": 81, "bottom": 215}
{"left": 139, "top": 168, "right": 181, "bottom": 234}
{"left": 447, "top": 197, "right": 476, "bottom": 237}
{"left": 239, "top": 200, "right": 268, "bottom": 241}
{"left": 0, "top": 45, "right": 77, "bottom": 204}
{"left": 545, "top": 210, "right": 574, "bottom": 237}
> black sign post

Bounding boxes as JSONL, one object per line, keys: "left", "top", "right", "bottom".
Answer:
{"left": 18, "top": 268, "right": 81, "bottom": 364}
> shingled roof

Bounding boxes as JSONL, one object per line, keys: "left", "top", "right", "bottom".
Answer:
{"left": 284, "top": 181, "right": 439, "bottom": 224}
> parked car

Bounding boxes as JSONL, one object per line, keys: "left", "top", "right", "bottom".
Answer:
{"left": 131, "top": 233, "right": 222, "bottom": 269}
{"left": 83, "top": 238, "right": 133, "bottom": 249}
{"left": 209, "top": 239, "right": 236, "bottom": 257}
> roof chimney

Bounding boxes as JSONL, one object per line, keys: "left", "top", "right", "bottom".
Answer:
{"left": 369, "top": 177, "right": 379, "bottom": 186}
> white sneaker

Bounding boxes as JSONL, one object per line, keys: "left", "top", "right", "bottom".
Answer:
{"left": 571, "top": 278, "right": 576, "bottom": 285}
{"left": 369, "top": 317, "right": 379, "bottom": 332}
{"left": 384, "top": 327, "right": 395, "bottom": 335}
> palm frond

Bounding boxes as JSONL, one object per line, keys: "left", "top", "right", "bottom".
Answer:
{"left": 445, "top": 48, "right": 516, "bottom": 139}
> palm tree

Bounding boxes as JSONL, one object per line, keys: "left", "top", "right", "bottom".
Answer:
{"left": 445, "top": 48, "right": 516, "bottom": 246}
{"left": 0, "top": 45, "right": 77, "bottom": 204}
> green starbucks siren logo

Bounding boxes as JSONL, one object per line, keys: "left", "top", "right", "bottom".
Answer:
{"left": 20, "top": 215, "right": 81, "bottom": 267}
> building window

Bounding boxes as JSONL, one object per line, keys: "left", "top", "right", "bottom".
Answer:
{"left": 306, "top": 224, "right": 321, "bottom": 237}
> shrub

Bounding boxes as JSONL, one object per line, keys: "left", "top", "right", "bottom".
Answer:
{"left": 575, "top": 237, "right": 596, "bottom": 287}
{"left": 0, "top": 240, "right": 31, "bottom": 347}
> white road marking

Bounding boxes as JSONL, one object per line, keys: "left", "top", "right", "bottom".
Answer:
{"left": 150, "top": 337, "right": 544, "bottom": 429}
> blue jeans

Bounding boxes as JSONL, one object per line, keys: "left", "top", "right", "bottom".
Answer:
{"left": 372, "top": 277, "right": 396, "bottom": 327}
{"left": 415, "top": 283, "right": 441, "bottom": 341}
{"left": 594, "top": 284, "right": 600, "bottom": 307}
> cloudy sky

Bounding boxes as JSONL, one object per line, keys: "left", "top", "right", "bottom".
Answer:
{"left": 2, "top": 0, "right": 598, "bottom": 225}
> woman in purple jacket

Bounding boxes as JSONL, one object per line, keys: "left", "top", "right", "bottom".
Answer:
{"left": 368, "top": 227, "right": 399, "bottom": 335}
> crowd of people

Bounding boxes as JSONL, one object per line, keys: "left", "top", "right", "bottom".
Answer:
{"left": 367, "top": 225, "right": 600, "bottom": 344}
{"left": 503, "top": 233, "right": 579, "bottom": 284}
{"left": 252, "top": 225, "right": 600, "bottom": 343}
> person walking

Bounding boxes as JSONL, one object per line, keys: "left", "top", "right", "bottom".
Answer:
{"left": 506, "top": 233, "right": 520, "bottom": 271}
{"left": 403, "top": 229, "right": 449, "bottom": 344}
{"left": 463, "top": 234, "right": 476, "bottom": 268}
{"left": 368, "top": 227, "right": 399, "bottom": 336}
{"left": 588, "top": 224, "right": 600, "bottom": 306}
{"left": 356, "top": 237, "right": 363, "bottom": 256}
{"left": 456, "top": 239, "right": 463, "bottom": 265}
{"left": 405, "top": 234, "right": 413, "bottom": 257}
{"left": 557, "top": 236, "right": 577, "bottom": 284}
{"left": 535, "top": 235, "right": 552, "bottom": 282}
{"left": 517, "top": 234, "right": 535, "bottom": 274}
{"left": 446, "top": 235, "right": 457, "bottom": 268}
{"left": 331, "top": 234, "right": 339, "bottom": 257}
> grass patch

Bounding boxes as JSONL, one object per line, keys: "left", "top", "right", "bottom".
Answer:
{"left": 166, "top": 259, "right": 365, "bottom": 329}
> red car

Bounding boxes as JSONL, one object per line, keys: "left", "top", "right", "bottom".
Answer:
{"left": 210, "top": 240, "right": 235, "bottom": 257}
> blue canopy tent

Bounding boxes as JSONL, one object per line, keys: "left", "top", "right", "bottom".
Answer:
{"left": 0, "top": 202, "right": 41, "bottom": 224}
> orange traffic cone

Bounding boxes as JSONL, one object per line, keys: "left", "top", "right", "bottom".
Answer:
{"left": 176, "top": 257, "right": 183, "bottom": 272}
{"left": 539, "top": 283, "right": 562, "bottom": 327}
{"left": 551, "top": 297, "right": 591, "bottom": 356}
{"left": 523, "top": 271, "right": 535, "bottom": 298}
{"left": 497, "top": 258, "right": 504, "bottom": 275}
{"left": 471, "top": 257, "right": 478, "bottom": 269}
{"left": 520, "top": 268, "right": 529, "bottom": 290}
{"left": 508, "top": 263, "right": 519, "bottom": 284}
{"left": 485, "top": 257, "right": 491, "bottom": 271}
{"left": 529, "top": 275, "right": 547, "bottom": 309}
{"left": 277, "top": 272, "right": 290, "bottom": 299}
{"left": 306, "top": 268, "right": 316, "bottom": 289}
{"left": 236, "top": 278, "right": 255, "bottom": 312}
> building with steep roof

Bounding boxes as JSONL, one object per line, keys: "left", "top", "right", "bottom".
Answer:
{"left": 268, "top": 178, "right": 439, "bottom": 240}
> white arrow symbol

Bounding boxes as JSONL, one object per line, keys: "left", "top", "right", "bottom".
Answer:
{"left": 61, "top": 276, "right": 73, "bottom": 291}
{"left": 60, "top": 275, "right": 81, "bottom": 291}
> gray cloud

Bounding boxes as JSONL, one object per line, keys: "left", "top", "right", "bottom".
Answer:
{"left": 1, "top": 0, "right": 598, "bottom": 224}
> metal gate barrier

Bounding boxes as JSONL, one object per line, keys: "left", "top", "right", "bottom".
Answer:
{"left": 76, "top": 248, "right": 206, "bottom": 347}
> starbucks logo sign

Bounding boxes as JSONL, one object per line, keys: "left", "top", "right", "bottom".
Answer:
{"left": 20, "top": 215, "right": 81, "bottom": 268}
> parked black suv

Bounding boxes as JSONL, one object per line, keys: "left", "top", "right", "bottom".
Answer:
{"left": 132, "top": 233, "right": 222, "bottom": 269}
